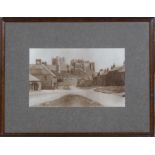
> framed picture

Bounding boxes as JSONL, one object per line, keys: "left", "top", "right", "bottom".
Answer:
{"left": 0, "top": 17, "right": 154, "bottom": 136}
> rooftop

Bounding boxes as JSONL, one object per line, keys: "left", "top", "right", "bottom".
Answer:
{"left": 29, "top": 74, "right": 40, "bottom": 81}
{"left": 30, "top": 64, "right": 56, "bottom": 77}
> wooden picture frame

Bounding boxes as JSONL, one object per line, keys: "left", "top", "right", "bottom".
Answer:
{"left": 0, "top": 17, "right": 154, "bottom": 137}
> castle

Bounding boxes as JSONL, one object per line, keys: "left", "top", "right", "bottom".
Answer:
{"left": 70, "top": 59, "right": 95, "bottom": 73}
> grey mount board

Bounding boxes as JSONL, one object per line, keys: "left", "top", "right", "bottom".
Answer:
{"left": 5, "top": 22, "right": 149, "bottom": 132}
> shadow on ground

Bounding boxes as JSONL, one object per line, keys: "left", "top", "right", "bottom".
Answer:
{"left": 39, "top": 94, "right": 103, "bottom": 107}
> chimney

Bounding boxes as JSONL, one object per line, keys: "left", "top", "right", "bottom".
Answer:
{"left": 36, "top": 59, "right": 42, "bottom": 65}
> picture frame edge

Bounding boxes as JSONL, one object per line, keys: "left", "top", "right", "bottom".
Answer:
{"left": 0, "top": 17, "right": 154, "bottom": 137}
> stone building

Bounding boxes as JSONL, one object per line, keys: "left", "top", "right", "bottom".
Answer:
{"left": 106, "top": 65, "right": 125, "bottom": 86}
{"left": 94, "top": 65, "right": 125, "bottom": 86}
{"left": 29, "top": 74, "right": 41, "bottom": 91}
{"left": 70, "top": 59, "right": 95, "bottom": 77}
{"left": 94, "top": 69, "right": 109, "bottom": 86}
{"left": 52, "top": 56, "right": 65, "bottom": 66}
{"left": 51, "top": 56, "right": 69, "bottom": 73}
{"left": 30, "top": 59, "right": 57, "bottom": 89}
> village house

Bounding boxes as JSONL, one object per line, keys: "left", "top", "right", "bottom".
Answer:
{"left": 29, "top": 59, "right": 57, "bottom": 90}
{"left": 93, "top": 69, "right": 109, "bottom": 86}
{"left": 29, "top": 74, "right": 41, "bottom": 91}
{"left": 94, "top": 65, "right": 125, "bottom": 86}
{"left": 106, "top": 65, "right": 125, "bottom": 86}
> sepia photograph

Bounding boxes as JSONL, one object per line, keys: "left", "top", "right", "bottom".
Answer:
{"left": 29, "top": 48, "right": 125, "bottom": 107}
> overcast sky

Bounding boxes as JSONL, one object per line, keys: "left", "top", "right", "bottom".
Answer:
{"left": 29, "top": 48, "right": 125, "bottom": 72}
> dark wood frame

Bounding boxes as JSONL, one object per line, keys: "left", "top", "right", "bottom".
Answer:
{"left": 0, "top": 17, "right": 154, "bottom": 137}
